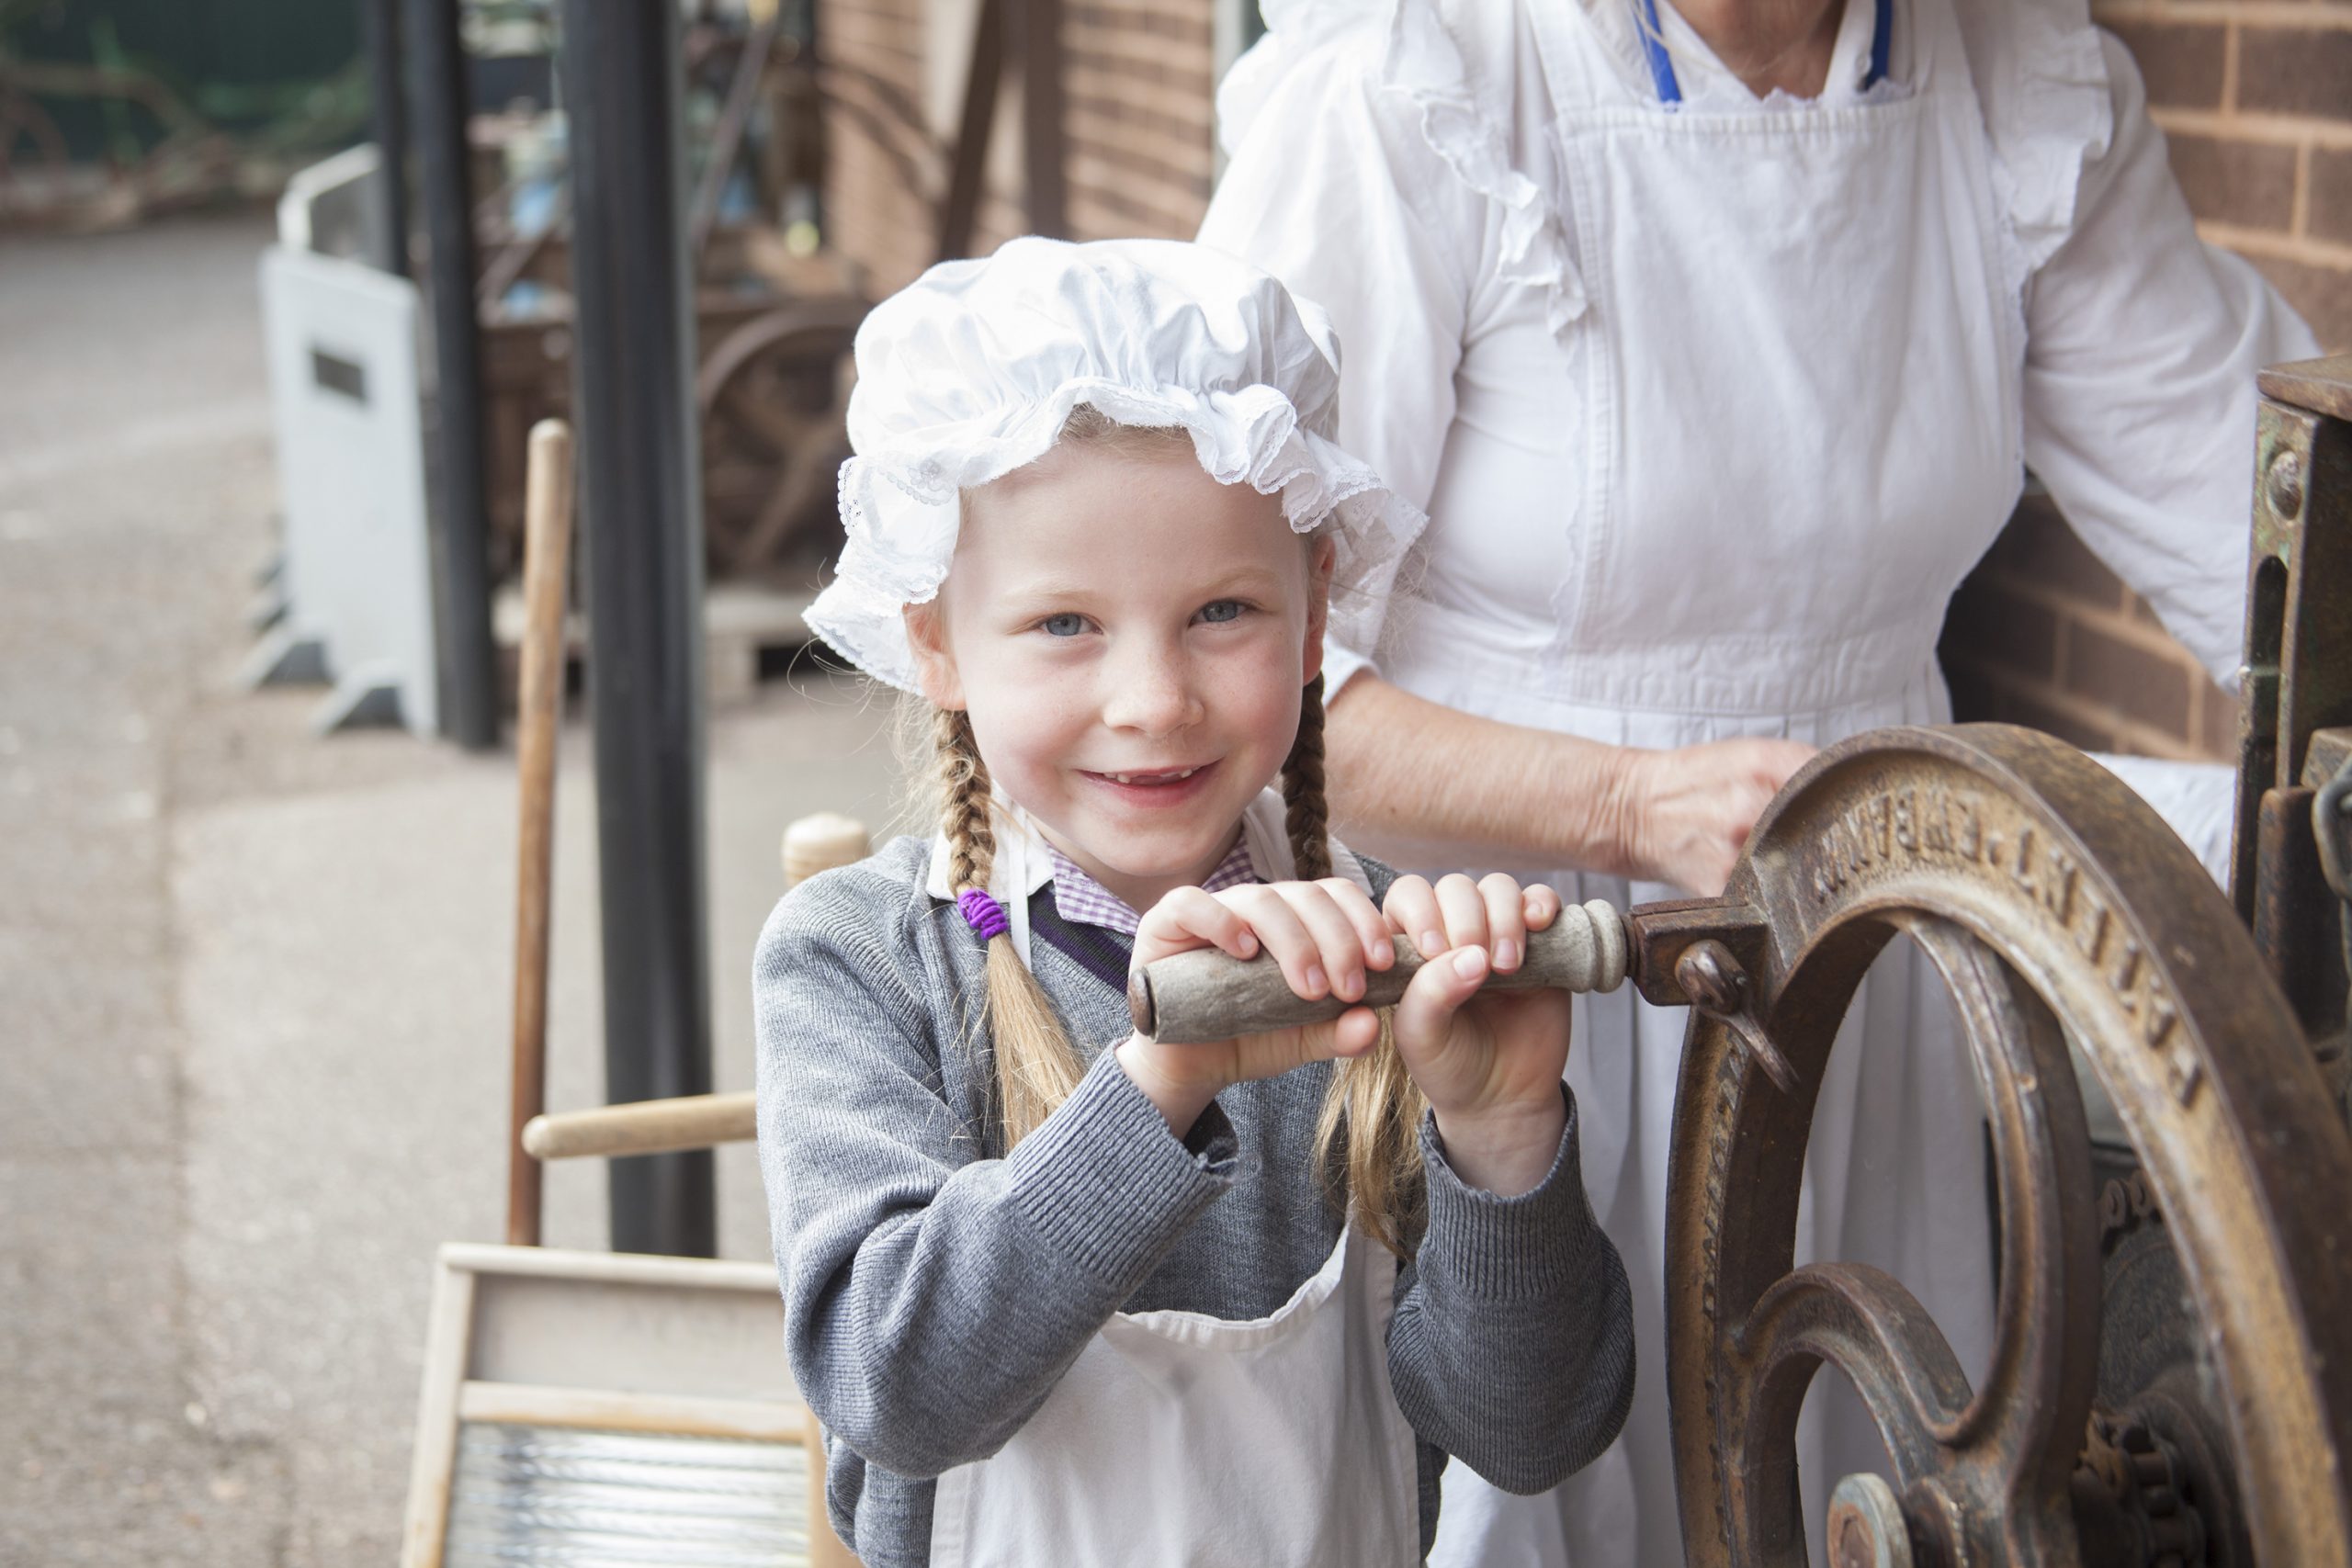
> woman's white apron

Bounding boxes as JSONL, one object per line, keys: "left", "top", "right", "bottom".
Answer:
{"left": 927, "top": 1219, "right": 1423, "bottom": 1567}
{"left": 1416, "top": 1, "right": 2026, "bottom": 1563}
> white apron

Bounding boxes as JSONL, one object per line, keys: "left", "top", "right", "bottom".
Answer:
{"left": 1420, "top": 2, "right": 2020, "bottom": 1563}
{"left": 922, "top": 792, "right": 1416, "bottom": 1567}
{"left": 927, "top": 1219, "right": 1424, "bottom": 1567}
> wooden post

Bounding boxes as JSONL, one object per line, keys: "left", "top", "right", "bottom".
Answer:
{"left": 1018, "top": 0, "right": 1065, "bottom": 238}
{"left": 935, "top": 0, "right": 1004, "bottom": 262}
{"left": 507, "top": 420, "right": 575, "bottom": 1247}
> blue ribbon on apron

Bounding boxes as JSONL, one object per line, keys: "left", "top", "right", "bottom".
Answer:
{"left": 1636, "top": 0, "right": 1892, "bottom": 106}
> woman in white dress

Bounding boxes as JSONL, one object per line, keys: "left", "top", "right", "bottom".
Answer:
{"left": 1197, "top": 0, "right": 2318, "bottom": 1562}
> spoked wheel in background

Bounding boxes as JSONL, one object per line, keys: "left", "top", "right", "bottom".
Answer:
{"left": 695, "top": 295, "right": 865, "bottom": 580}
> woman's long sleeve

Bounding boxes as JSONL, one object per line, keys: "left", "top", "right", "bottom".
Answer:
{"left": 2020, "top": 33, "right": 2321, "bottom": 690}
{"left": 1198, "top": 30, "right": 1477, "bottom": 694}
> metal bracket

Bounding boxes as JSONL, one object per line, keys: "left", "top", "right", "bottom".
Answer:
{"left": 1623, "top": 899, "right": 1799, "bottom": 1094}
{"left": 2234, "top": 356, "right": 2352, "bottom": 924}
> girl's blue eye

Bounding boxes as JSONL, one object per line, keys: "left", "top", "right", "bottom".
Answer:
{"left": 1199, "top": 600, "right": 1244, "bottom": 624}
{"left": 1041, "top": 613, "right": 1087, "bottom": 637}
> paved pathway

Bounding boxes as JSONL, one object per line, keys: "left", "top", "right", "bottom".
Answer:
{"left": 0, "top": 213, "right": 901, "bottom": 1563}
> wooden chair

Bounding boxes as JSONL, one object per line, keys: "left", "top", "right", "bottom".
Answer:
{"left": 400, "top": 812, "right": 868, "bottom": 1568}
{"left": 398, "top": 419, "right": 863, "bottom": 1568}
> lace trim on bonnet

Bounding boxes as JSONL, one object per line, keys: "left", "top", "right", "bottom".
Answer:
{"left": 1216, "top": 0, "right": 2115, "bottom": 330}
{"left": 811, "top": 379, "right": 1415, "bottom": 695}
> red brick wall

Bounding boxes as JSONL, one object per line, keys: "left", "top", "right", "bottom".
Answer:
{"left": 1064, "top": 1, "right": 1217, "bottom": 238}
{"left": 813, "top": 0, "right": 942, "bottom": 292}
{"left": 813, "top": 0, "right": 1216, "bottom": 299}
{"left": 1943, "top": 4, "right": 2352, "bottom": 762}
{"left": 2098, "top": 0, "right": 2352, "bottom": 351}
{"left": 1939, "top": 491, "right": 2242, "bottom": 758}
{"left": 2098, "top": 1, "right": 2352, "bottom": 352}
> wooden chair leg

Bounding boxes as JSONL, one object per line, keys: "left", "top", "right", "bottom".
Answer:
{"left": 804, "top": 1405, "right": 863, "bottom": 1567}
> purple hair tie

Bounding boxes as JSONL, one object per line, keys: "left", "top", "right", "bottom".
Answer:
{"left": 957, "top": 887, "right": 1010, "bottom": 942}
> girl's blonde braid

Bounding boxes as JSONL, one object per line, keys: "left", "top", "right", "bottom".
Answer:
{"left": 937, "top": 705, "right": 995, "bottom": 892}
{"left": 935, "top": 705, "right": 1083, "bottom": 1149}
{"left": 1290, "top": 675, "right": 1428, "bottom": 1258}
{"left": 1282, "top": 674, "right": 1334, "bottom": 881}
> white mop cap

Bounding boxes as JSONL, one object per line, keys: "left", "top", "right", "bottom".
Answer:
{"left": 804, "top": 236, "right": 1423, "bottom": 693}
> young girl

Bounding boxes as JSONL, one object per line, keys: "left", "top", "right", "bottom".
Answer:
{"left": 755, "top": 237, "right": 1633, "bottom": 1568}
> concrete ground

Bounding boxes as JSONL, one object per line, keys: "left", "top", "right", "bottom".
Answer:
{"left": 0, "top": 213, "right": 903, "bottom": 1564}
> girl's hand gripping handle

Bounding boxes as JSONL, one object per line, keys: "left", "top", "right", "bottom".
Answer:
{"left": 1127, "top": 898, "right": 1631, "bottom": 1043}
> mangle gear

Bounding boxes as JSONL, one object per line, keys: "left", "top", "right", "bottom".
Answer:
{"left": 1131, "top": 356, "right": 2352, "bottom": 1564}
{"left": 1655, "top": 723, "right": 2346, "bottom": 1568}
{"left": 1663, "top": 354, "right": 2352, "bottom": 1568}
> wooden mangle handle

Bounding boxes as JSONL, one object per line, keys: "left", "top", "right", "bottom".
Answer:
{"left": 1128, "top": 899, "right": 1633, "bottom": 1043}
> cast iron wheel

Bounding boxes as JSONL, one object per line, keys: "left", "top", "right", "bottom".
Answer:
{"left": 1664, "top": 725, "right": 2352, "bottom": 1567}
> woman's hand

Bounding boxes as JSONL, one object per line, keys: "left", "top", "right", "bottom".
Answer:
{"left": 1613, "top": 738, "right": 1815, "bottom": 896}
{"left": 1116, "top": 879, "right": 1397, "bottom": 1136}
{"left": 1380, "top": 874, "right": 1574, "bottom": 1196}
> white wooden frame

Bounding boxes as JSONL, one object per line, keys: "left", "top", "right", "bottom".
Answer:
{"left": 399, "top": 1242, "right": 852, "bottom": 1568}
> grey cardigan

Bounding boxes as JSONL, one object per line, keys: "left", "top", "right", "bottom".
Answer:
{"left": 753, "top": 835, "right": 1635, "bottom": 1566}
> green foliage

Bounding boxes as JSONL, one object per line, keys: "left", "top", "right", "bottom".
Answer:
{"left": 2, "top": 0, "right": 364, "bottom": 162}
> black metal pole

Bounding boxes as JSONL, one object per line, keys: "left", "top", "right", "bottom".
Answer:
{"left": 1018, "top": 0, "right": 1066, "bottom": 239}
{"left": 557, "top": 0, "right": 717, "bottom": 1258}
{"left": 361, "top": 0, "right": 409, "bottom": 277}
{"left": 404, "top": 0, "right": 499, "bottom": 749}
{"left": 937, "top": 0, "right": 1002, "bottom": 263}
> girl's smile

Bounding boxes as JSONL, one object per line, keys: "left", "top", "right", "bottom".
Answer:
{"left": 905, "top": 435, "right": 1333, "bottom": 914}
{"left": 1078, "top": 759, "right": 1222, "bottom": 808}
